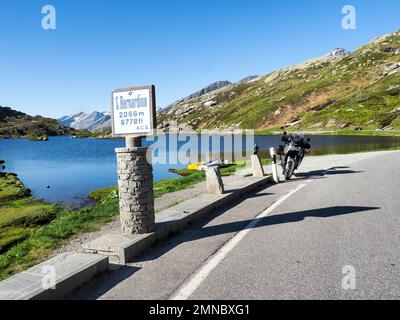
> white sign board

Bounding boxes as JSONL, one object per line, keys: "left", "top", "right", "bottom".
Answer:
{"left": 111, "top": 85, "right": 156, "bottom": 136}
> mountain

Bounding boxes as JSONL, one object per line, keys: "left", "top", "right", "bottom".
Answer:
{"left": 158, "top": 29, "right": 400, "bottom": 132}
{"left": 59, "top": 111, "right": 111, "bottom": 132}
{"left": 0, "top": 106, "right": 80, "bottom": 139}
{"left": 326, "top": 48, "right": 351, "bottom": 58}
{"left": 164, "top": 81, "right": 232, "bottom": 111}
{"left": 237, "top": 75, "right": 260, "bottom": 84}
{"left": 58, "top": 112, "right": 86, "bottom": 127}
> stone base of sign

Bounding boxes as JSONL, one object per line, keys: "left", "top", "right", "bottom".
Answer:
{"left": 251, "top": 155, "right": 265, "bottom": 177}
{"left": 83, "top": 174, "right": 271, "bottom": 265}
{"left": 205, "top": 167, "right": 224, "bottom": 194}
{"left": 0, "top": 252, "right": 108, "bottom": 300}
{"left": 116, "top": 147, "right": 155, "bottom": 234}
{"left": 83, "top": 233, "right": 154, "bottom": 265}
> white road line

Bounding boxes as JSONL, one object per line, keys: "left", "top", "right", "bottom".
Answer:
{"left": 169, "top": 183, "right": 308, "bottom": 300}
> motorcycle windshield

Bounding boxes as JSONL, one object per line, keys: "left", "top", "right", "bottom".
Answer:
{"left": 291, "top": 134, "right": 304, "bottom": 146}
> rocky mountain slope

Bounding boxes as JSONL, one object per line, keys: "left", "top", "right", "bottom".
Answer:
{"left": 0, "top": 106, "right": 79, "bottom": 139}
{"left": 158, "top": 30, "right": 400, "bottom": 132}
{"left": 59, "top": 111, "right": 111, "bottom": 132}
{"left": 58, "top": 111, "right": 86, "bottom": 127}
{"left": 164, "top": 81, "right": 232, "bottom": 111}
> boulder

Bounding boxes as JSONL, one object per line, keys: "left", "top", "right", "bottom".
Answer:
{"left": 251, "top": 155, "right": 265, "bottom": 177}
{"left": 205, "top": 167, "right": 224, "bottom": 194}
{"left": 204, "top": 100, "right": 217, "bottom": 107}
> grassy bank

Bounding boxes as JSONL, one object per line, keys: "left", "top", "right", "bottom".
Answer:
{"left": 0, "top": 172, "right": 59, "bottom": 254}
{"left": 0, "top": 169, "right": 61, "bottom": 278}
{"left": 256, "top": 129, "right": 400, "bottom": 137}
{"left": 0, "top": 162, "right": 248, "bottom": 281}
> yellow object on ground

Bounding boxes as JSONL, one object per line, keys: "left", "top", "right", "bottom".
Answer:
{"left": 187, "top": 162, "right": 205, "bottom": 170}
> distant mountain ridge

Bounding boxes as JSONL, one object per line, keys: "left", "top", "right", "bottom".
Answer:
{"left": 58, "top": 111, "right": 111, "bottom": 132}
{"left": 237, "top": 75, "right": 260, "bottom": 84}
{"left": 326, "top": 48, "right": 351, "bottom": 57}
{"left": 58, "top": 112, "right": 86, "bottom": 127}
{"left": 164, "top": 81, "right": 232, "bottom": 111}
{"left": 0, "top": 106, "right": 79, "bottom": 139}
{"left": 163, "top": 77, "right": 260, "bottom": 111}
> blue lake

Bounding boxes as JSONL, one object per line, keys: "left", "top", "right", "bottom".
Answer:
{"left": 1, "top": 135, "right": 399, "bottom": 207}
{"left": 0, "top": 137, "right": 184, "bottom": 207}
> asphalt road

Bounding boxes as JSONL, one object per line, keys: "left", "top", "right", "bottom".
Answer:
{"left": 69, "top": 151, "right": 400, "bottom": 300}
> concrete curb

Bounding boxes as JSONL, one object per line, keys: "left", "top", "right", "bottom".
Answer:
{"left": 83, "top": 175, "right": 272, "bottom": 264}
{"left": 0, "top": 252, "right": 108, "bottom": 300}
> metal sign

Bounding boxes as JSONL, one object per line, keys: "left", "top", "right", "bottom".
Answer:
{"left": 111, "top": 85, "right": 156, "bottom": 136}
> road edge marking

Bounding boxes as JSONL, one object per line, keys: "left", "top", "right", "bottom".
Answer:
{"left": 169, "top": 183, "right": 308, "bottom": 300}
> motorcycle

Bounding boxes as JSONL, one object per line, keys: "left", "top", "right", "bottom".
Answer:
{"left": 277, "top": 126, "right": 311, "bottom": 180}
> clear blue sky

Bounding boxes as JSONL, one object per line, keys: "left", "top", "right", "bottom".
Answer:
{"left": 1, "top": 0, "right": 399, "bottom": 118}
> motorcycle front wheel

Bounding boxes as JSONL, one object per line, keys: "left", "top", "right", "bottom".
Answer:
{"left": 285, "top": 159, "right": 295, "bottom": 180}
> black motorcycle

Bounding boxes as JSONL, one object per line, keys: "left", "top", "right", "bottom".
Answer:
{"left": 277, "top": 127, "right": 311, "bottom": 180}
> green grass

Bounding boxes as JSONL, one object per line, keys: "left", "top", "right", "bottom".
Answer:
{"left": 261, "top": 158, "right": 272, "bottom": 166}
{"left": 0, "top": 199, "right": 119, "bottom": 280}
{"left": 153, "top": 169, "right": 206, "bottom": 197}
{"left": 313, "top": 130, "right": 400, "bottom": 137}
{"left": 0, "top": 166, "right": 120, "bottom": 279}
{"left": 0, "top": 171, "right": 58, "bottom": 254}
{"left": 89, "top": 186, "right": 118, "bottom": 202}
{"left": 255, "top": 129, "right": 276, "bottom": 135}
{"left": 0, "top": 173, "right": 31, "bottom": 203}
{"left": 255, "top": 129, "right": 400, "bottom": 137}
{"left": 0, "top": 172, "right": 59, "bottom": 257}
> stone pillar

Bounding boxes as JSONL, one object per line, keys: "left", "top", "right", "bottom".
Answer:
{"left": 115, "top": 147, "right": 155, "bottom": 234}
{"left": 251, "top": 155, "right": 265, "bottom": 177}
{"left": 205, "top": 167, "right": 224, "bottom": 194}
